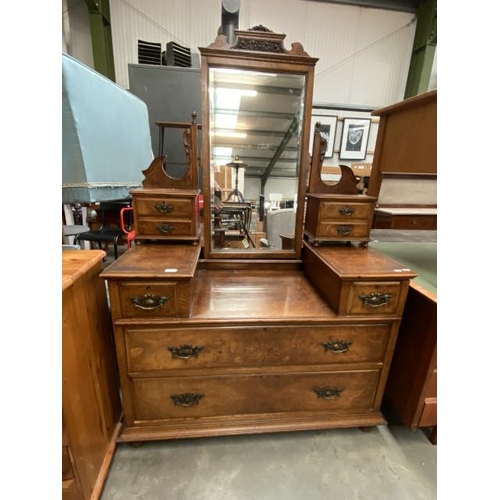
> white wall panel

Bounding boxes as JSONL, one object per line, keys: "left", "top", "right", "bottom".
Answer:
{"left": 62, "top": 0, "right": 94, "bottom": 69}
{"left": 108, "top": 0, "right": 416, "bottom": 107}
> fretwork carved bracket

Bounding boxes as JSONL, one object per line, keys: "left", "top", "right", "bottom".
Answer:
{"left": 141, "top": 112, "right": 199, "bottom": 190}
{"left": 308, "top": 122, "right": 359, "bottom": 195}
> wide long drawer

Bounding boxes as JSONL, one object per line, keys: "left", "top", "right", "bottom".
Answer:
{"left": 131, "top": 370, "right": 380, "bottom": 420}
{"left": 124, "top": 324, "right": 392, "bottom": 372}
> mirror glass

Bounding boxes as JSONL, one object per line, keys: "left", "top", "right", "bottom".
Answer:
{"left": 207, "top": 67, "right": 306, "bottom": 254}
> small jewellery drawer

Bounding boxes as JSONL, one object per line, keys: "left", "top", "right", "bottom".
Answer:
{"left": 135, "top": 219, "right": 197, "bottom": 238}
{"left": 118, "top": 281, "right": 191, "bottom": 318}
{"left": 320, "top": 202, "right": 373, "bottom": 220}
{"left": 134, "top": 197, "right": 194, "bottom": 218}
{"left": 131, "top": 370, "right": 380, "bottom": 420}
{"left": 316, "top": 221, "right": 370, "bottom": 239}
{"left": 347, "top": 281, "right": 403, "bottom": 315}
{"left": 124, "top": 324, "right": 392, "bottom": 373}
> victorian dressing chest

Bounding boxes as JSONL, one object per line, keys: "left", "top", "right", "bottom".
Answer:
{"left": 101, "top": 27, "right": 417, "bottom": 443}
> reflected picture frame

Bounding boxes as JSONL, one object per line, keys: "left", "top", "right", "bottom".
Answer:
{"left": 309, "top": 114, "right": 337, "bottom": 158}
{"left": 339, "top": 118, "right": 371, "bottom": 160}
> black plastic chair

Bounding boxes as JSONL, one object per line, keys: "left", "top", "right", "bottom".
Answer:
{"left": 74, "top": 198, "right": 133, "bottom": 260}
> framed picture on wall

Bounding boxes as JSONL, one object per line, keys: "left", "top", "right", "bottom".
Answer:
{"left": 339, "top": 118, "right": 371, "bottom": 160}
{"left": 309, "top": 114, "right": 337, "bottom": 158}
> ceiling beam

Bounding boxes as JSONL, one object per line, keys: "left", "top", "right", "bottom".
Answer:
{"left": 300, "top": 0, "right": 419, "bottom": 13}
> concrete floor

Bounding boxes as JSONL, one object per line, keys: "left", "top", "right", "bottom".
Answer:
{"left": 100, "top": 422, "right": 436, "bottom": 500}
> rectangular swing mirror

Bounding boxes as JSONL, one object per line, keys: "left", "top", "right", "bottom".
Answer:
{"left": 200, "top": 27, "right": 318, "bottom": 259}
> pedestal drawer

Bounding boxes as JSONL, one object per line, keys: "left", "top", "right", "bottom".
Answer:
{"left": 118, "top": 281, "right": 192, "bottom": 318}
{"left": 347, "top": 282, "right": 403, "bottom": 315}
{"left": 131, "top": 370, "right": 380, "bottom": 420}
{"left": 124, "top": 324, "right": 391, "bottom": 372}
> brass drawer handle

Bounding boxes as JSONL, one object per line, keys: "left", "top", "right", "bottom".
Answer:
{"left": 158, "top": 224, "right": 175, "bottom": 234}
{"left": 168, "top": 344, "right": 204, "bottom": 360}
{"left": 359, "top": 292, "right": 392, "bottom": 308}
{"left": 314, "top": 387, "right": 343, "bottom": 400}
{"left": 154, "top": 201, "right": 174, "bottom": 213}
{"left": 321, "top": 340, "right": 352, "bottom": 354}
{"left": 339, "top": 206, "right": 354, "bottom": 216}
{"left": 171, "top": 393, "right": 205, "bottom": 407}
{"left": 130, "top": 293, "right": 168, "bottom": 310}
{"left": 337, "top": 225, "right": 352, "bottom": 236}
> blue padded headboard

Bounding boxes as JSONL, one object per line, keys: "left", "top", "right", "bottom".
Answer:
{"left": 62, "top": 53, "right": 153, "bottom": 203}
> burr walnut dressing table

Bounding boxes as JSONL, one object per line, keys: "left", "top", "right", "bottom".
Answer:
{"left": 101, "top": 27, "right": 417, "bottom": 443}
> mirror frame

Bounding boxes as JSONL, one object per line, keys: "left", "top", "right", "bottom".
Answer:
{"left": 200, "top": 26, "right": 318, "bottom": 260}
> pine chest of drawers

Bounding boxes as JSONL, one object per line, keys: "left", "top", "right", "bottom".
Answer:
{"left": 101, "top": 242, "right": 416, "bottom": 442}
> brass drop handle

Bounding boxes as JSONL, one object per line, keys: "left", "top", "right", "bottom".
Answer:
{"left": 171, "top": 393, "right": 205, "bottom": 407}
{"left": 314, "top": 387, "right": 343, "bottom": 400}
{"left": 154, "top": 201, "right": 174, "bottom": 213}
{"left": 158, "top": 224, "right": 175, "bottom": 234}
{"left": 321, "top": 340, "right": 352, "bottom": 354}
{"left": 339, "top": 206, "right": 355, "bottom": 216}
{"left": 130, "top": 293, "right": 168, "bottom": 310}
{"left": 337, "top": 225, "right": 352, "bottom": 236}
{"left": 359, "top": 292, "right": 392, "bottom": 308}
{"left": 168, "top": 344, "right": 204, "bottom": 360}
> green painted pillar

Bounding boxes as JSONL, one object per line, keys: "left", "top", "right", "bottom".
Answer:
{"left": 85, "top": 0, "right": 116, "bottom": 82}
{"left": 404, "top": 0, "right": 437, "bottom": 98}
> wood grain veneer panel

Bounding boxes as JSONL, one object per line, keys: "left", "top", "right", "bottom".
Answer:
{"left": 132, "top": 370, "right": 380, "bottom": 420}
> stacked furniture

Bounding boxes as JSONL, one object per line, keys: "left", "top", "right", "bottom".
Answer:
{"left": 62, "top": 250, "right": 122, "bottom": 499}
{"left": 367, "top": 90, "right": 437, "bottom": 443}
{"left": 368, "top": 89, "right": 437, "bottom": 230}
{"left": 101, "top": 27, "right": 418, "bottom": 444}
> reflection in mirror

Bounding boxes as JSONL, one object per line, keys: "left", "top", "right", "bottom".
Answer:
{"left": 208, "top": 68, "right": 306, "bottom": 252}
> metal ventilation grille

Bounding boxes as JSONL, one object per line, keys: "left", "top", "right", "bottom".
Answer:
{"left": 137, "top": 40, "right": 162, "bottom": 65}
{"left": 162, "top": 42, "right": 192, "bottom": 67}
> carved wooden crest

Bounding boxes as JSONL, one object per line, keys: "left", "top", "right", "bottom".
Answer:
{"left": 208, "top": 25, "right": 310, "bottom": 57}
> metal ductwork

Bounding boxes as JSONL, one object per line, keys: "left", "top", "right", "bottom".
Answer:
{"left": 220, "top": 0, "right": 240, "bottom": 45}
